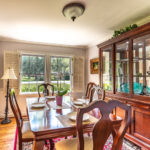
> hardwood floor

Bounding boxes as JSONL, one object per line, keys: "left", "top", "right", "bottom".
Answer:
{"left": 0, "top": 118, "right": 16, "bottom": 150}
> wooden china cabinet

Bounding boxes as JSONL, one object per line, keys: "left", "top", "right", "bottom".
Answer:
{"left": 98, "top": 22, "right": 150, "bottom": 149}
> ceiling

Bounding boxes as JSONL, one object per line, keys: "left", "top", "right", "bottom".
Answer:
{"left": 0, "top": 0, "right": 150, "bottom": 48}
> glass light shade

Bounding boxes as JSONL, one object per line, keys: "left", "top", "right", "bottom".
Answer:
{"left": 1, "top": 68, "right": 17, "bottom": 80}
{"left": 62, "top": 3, "right": 85, "bottom": 21}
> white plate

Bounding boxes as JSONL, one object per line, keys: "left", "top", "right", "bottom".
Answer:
{"left": 45, "top": 96, "right": 56, "bottom": 99}
{"left": 77, "top": 99, "right": 89, "bottom": 104}
{"left": 73, "top": 101, "right": 83, "bottom": 106}
{"left": 69, "top": 113, "right": 89, "bottom": 122}
{"left": 31, "top": 102, "right": 45, "bottom": 108}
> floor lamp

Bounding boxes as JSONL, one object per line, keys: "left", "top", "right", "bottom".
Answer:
{"left": 1, "top": 68, "right": 17, "bottom": 124}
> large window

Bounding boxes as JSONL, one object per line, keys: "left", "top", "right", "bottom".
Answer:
{"left": 50, "top": 56, "right": 71, "bottom": 91}
{"left": 20, "top": 55, "right": 45, "bottom": 94}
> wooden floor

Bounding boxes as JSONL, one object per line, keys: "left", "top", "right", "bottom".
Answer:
{"left": 0, "top": 118, "right": 16, "bottom": 150}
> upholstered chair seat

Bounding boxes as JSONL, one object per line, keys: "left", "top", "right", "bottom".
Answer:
{"left": 22, "top": 121, "right": 35, "bottom": 140}
{"left": 55, "top": 136, "right": 93, "bottom": 150}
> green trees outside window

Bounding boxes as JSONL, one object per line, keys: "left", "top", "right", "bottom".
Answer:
{"left": 50, "top": 57, "right": 71, "bottom": 91}
{"left": 20, "top": 55, "right": 45, "bottom": 93}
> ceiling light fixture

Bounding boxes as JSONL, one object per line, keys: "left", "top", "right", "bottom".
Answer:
{"left": 62, "top": 3, "right": 85, "bottom": 22}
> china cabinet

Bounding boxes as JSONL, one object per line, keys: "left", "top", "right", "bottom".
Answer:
{"left": 98, "top": 22, "right": 150, "bottom": 150}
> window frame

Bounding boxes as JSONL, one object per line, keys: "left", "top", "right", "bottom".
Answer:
{"left": 20, "top": 54, "right": 46, "bottom": 94}
{"left": 50, "top": 56, "right": 72, "bottom": 92}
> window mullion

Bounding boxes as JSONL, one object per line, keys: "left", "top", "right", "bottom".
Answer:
{"left": 45, "top": 56, "right": 50, "bottom": 83}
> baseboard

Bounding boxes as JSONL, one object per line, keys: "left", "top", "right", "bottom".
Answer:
{"left": 0, "top": 113, "right": 27, "bottom": 119}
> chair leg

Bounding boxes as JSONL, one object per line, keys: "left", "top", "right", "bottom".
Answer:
{"left": 33, "top": 140, "right": 45, "bottom": 150}
{"left": 33, "top": 141, "right": 36, "bottom": 150}
{"left": 49, "top": 139, "right": 54, "bottom": 150}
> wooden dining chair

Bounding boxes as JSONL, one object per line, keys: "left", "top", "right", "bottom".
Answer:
{"left": 89, "top": 85, "right": 105, "bottom": 103}
{"left": 85, "top": 82, "right": 97, "bottom": 99}
{"left": 55, "top": 100, "right": 131, "bottom": 150}
{"left": 9, "top": 90, "right": 53, "bottom": 150}
{"left": 9, "top": 90, "right": 35, "bottom": 150}
{"left": 38, "top": 83, "right": 54, "bottom": 97}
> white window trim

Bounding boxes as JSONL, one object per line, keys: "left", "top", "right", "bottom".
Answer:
{"left": 19, "top": 54, "right": 73, "bottom": 94}
{"left": 20, "top": 54, "right": 46, "bottom": 95}
{"left": 50, "top": 56, "right": 72, "bottom": 92}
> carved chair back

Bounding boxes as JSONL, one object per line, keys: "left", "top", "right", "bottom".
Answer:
{"left": 76, "top": 100, "right": 131, "bottom": 150}
{"left": 85, "top": 82, "right": 97, "bottom": 99}
{"left": 9, "top": 91, "right": 23, "bottom": 145}
{"left": 38, "top": 83, "right": 54, "bottom": 97}
{"left": 89, "top": 86, "right": 105, "bottom": 103}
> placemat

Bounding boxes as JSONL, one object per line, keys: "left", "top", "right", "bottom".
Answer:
{"left": 48, "top": 101, "right": 71, "bottom": 109}
{"left": 56, "top": 112, "right": 98, "bottom": 127}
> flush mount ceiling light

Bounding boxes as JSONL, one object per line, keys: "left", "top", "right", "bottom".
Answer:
{"left": 62, "top": 3, "right": 85, "bottom": 21}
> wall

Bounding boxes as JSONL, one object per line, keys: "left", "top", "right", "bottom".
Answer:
{"left": 0, "top": 41, "right": 86, "bottom": 118}
{"left": 86, "top": 45, "right": 99, "bottom": 85}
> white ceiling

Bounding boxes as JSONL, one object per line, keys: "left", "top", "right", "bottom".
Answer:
{"left": 0, "top": 0, "right": 150, "bottom": 48}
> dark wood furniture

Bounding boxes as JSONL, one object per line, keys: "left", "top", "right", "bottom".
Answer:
{"left": 97, "top": 22, "right": 150, "bottom": 149}
{"left": 55, "top": 100, "right": 131, "bottom": 150}
{"left": 9, "top": 91, "right": 53, "bottom": 150}
{"left": 38, "top": 83, "right": 54, "bottom": 97}
{"left": 26, "top": 96, "right": 122, "bottom": 149}
{"left": 26, "top": 96, "right": 96, "bottom": 139}
{"left": 89, "top": 85, "right": 105, "bottom": 103}
{"left": 85, "top": 82, "right": 97, "bottom": 99}
{"left": 9, "top": 91, "right": 35, "bottom": 150}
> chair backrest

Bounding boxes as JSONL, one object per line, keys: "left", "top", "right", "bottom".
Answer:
{"left": 89, "top": 86, "right": 105, "bottom": 103}
{"left": 38, "top": 83, "right": 54, "bottom": 97}
{"left": 85, "top": 82, "right": 97, "bottom": 99}
{"left": 76, "top": 100, "right": 131, "bottom": 150}
{"left": 9, "top": 90, "right": 23, "bottom": 142}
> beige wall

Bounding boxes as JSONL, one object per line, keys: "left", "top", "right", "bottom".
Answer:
{"left": 86, "top": 46, "right": 99, "bottom": 85}
{"left": 0, "top": 41, "right": 86, "bottom": 118}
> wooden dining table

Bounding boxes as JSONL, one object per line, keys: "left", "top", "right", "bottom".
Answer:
{"left": 26, "top": 96, "right": 99, "bottom": 149}
{"left": 26, "top": 96, "right": 122, "bottom": 150}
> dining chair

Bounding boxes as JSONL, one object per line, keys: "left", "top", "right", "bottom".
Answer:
{"left": 84, "top": 82, "right": 97, "bottom": 99}
{"left": 9, "top": 90, "right": 54, "bottom": 150}
{"left": 89, "top": 85, "right": 105, "bottom": 103}
{"left": 38, "top": 83, "right": 54, "bottom": 97}
{"left": 55, "top": 100, "right": 131, "bottom": 150}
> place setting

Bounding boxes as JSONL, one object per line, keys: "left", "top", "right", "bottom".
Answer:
{"left": 45, "top": 96, "right": 56, "bottom": 100}
{"left": 71, "top": 98, "right": 90, "bottom": 108}
{"left": 29, "top": 101, "right": 48, "bottom": 111}
{"left": 56, "top": 111, "right": 98, "bottom": 127}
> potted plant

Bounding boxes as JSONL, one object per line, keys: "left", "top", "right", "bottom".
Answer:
{"left": 56, "top": 72, "right": 68, "bottom": 106}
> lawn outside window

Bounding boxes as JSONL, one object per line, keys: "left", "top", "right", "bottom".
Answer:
{"left": 50, "top": 56, "right": 72, "bottom": 92}
{"left": 20, "top": 54, "right": 45, "bottom": 94}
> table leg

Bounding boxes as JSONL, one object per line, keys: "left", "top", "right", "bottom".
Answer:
{"left": 49, "top": 139, "right": 54, "bottom": 150}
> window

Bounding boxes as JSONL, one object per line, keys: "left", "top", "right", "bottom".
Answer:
{"left": 20, "top": 55, "right": 45, "bottom": 94}
{"left": 50, "top": 56, "right": 71, "bottom": 91}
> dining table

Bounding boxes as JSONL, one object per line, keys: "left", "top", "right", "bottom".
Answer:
{"left": 26, "top": 96, "right": 122, "bottom": 150}
{"left": 26, "top": 96, "right": 99, "bottom": 149}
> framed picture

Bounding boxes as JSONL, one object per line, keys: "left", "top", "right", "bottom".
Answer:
{"left": 90, "top": 58, "right": 99, "bottom": 74}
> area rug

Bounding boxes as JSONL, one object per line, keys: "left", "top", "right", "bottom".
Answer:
{"left": 14, "top": 128, "right": 141, "bottom": 150}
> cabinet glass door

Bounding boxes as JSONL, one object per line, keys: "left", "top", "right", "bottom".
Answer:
{"left": 116, "top": 41, "right": 129, "bottom": 93}
{"left": 102, "top": 46, "right": 112, "bottom": 91}
{"left": 133, "top": 34, "right": 150, "bottom": 96}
